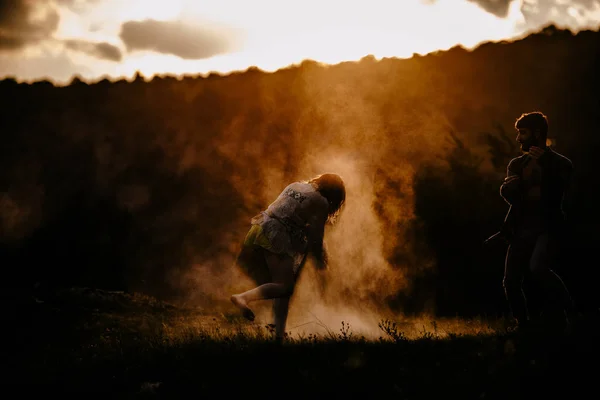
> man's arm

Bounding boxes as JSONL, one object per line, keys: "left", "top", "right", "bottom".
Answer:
{"left": 500, "top": 158, "right": 523, "bottom": 205}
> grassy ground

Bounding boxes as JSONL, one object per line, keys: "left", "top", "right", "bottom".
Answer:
{"left": 4, "top": 287, "right": 598, "bottom": 399}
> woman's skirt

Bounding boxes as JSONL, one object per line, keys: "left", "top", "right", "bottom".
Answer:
{"left": 236, "top": 212, "right": 309, "bottom": 283}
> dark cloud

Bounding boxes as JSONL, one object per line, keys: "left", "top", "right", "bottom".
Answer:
{"left": 0, "top": 0, "right": 60, "bottom": 50}
{"left": 0, "top": 34, "right": 24, "bottom": 50}
{"left": 0, "top": 0, "right": 121, "bottom": 61}
{"left": 521, "top": 0, "right": 600, "bottom": 28}
{"left": 65, "top": 39, "right": 123, "bottom": 62}
{"left": 0, "top": 0, "right": 28, "bottom": 27}
{"left": 467, "top": 0, "right": 600, "bottom": 22}
{"left": 466, "top": 0, "right": 514, "bottom": 18}
{"left": 119, "top": 19, "right": 235, "bottom": 60}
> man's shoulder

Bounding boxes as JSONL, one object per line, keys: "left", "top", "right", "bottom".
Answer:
{"left": 548, "top": 148, "right": 573, "bottom": 169}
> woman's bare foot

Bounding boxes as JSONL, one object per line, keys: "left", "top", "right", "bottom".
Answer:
{"left": 230, "top": 294, "right": 255, "bottom": 321}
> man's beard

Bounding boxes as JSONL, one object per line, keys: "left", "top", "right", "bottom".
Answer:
{"left": 520, "top": 139, "right": 539, "bottom": 152}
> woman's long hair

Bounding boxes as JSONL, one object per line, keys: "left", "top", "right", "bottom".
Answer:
{"left": 308, "top": 173, "right": 346, "bottom": 224}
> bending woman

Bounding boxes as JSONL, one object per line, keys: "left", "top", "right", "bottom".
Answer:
{"left": 230, "top": 173, "right": 346, "bottom": 340}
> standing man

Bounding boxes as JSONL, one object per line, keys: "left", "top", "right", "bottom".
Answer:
{"left": 498, "top": 111, "right": 574, "bottom": 329}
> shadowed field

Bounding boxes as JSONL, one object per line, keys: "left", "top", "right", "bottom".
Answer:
{"left": 5, "top": 287, "right": 598, "bottom": 398}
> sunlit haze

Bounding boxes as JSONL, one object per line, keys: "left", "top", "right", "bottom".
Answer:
{"left": 1, "top": 0, "right": 599, "bottom": 84}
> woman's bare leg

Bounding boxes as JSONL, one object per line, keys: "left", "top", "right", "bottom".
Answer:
{"left": 231, "top": 250, "right": 295, "bottom": 325}
{"left": 273, "top": 297, "right": 291, "bottom": 341}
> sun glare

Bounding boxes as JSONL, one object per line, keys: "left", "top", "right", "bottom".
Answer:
{"left": 116, "top": 0, "right": 530, "bottom": 78}
{"left": 12, "top": 0, "right": 600, "bottom": 84}
{"left": 190, "top": 0, "right": 525, "bottom": 73}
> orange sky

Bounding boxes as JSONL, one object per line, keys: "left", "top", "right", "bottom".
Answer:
{"left": 0, "top": 0, "right": 599, "bottom": 85}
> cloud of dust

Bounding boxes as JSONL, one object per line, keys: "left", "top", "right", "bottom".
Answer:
{"left": 279, "top": 78, "right": 456, "bottom": 336}
{"left": 175, "top": 63, "right": 459, "bottom": 337}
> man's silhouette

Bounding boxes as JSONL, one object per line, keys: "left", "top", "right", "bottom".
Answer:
{"left": 497, "top": 111, "right": 574, "bottom": 329}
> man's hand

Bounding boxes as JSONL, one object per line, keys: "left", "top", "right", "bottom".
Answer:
{"left": 528, "top": 146, "right": 545, "bottom": 160}
{"left": 522, "top": 146, "right": 545, "bottom": 179}
{"left": 500, "top": 170, "right": 522, "bottom": 204}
